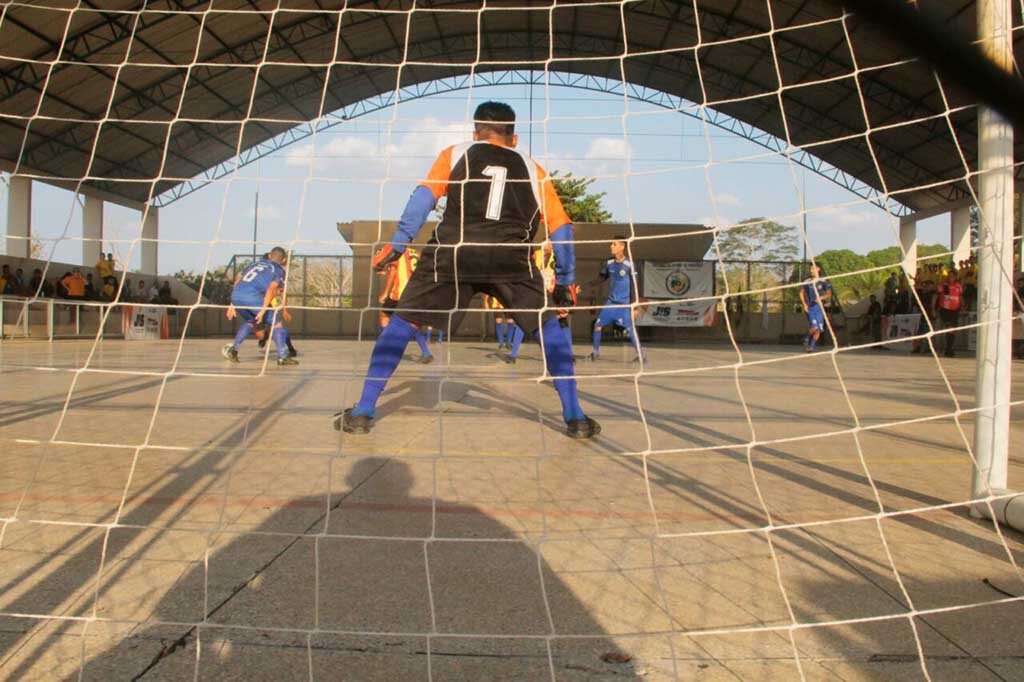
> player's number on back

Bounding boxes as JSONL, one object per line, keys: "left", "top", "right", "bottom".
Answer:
{"left": 241, "top": 264, "right": 265, "bottom": 283}
{"left": 481, "top": 165, "right": 507, "bottom": 221}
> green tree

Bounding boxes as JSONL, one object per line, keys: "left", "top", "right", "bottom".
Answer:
{"left": 550, "top": 171, "right": 612, "bottom": 223}
{"left": 175, "top": 266, "right": 234, "bottom": 304}
{"left": 715, "top": 218, "right": 800, "bottom": 262}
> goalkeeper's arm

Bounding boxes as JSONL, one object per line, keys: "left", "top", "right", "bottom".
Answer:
{"left": 373, "top": 186, "right": 436, "bottom": 271}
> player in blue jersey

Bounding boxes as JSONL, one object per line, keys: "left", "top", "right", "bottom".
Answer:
{"left": 800, "top": 263, "right": 833, "bottom": 352}
{"left": 588, "top": 238, "right": 646, "bottom": 364}
{"left": 224, "top": 247, "right": 298, "bottom": 365}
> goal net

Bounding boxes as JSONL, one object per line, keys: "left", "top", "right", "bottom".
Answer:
{"left": 0, "top": 2, "right": 1021, "bottom": 680}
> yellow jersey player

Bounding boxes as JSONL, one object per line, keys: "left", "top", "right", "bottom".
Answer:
{"left": 377, "top": 246, "right": 433, "bottom": 363}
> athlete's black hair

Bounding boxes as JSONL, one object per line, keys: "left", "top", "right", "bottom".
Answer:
{"left": 473, "top": 101, "right": 516, "bottom": 137}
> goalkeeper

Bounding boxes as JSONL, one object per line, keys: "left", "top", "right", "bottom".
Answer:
{"left": 335, "top": 101, "right": 599, "bottom": 439}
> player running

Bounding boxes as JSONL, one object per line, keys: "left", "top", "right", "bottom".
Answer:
{"left": 334, "top": 101, "right": 599, "bottom": 439}
{"left": 588, "top": 238, "right": 646, "bottom": 364}
{"left": 223, "top": 247, "right": 298, "bottom": 366}
{"left": 377, "top": 246, "right": 433, "bottom": 363}
{"left": 800, "top": 263, "right": 833, "bottom": 352}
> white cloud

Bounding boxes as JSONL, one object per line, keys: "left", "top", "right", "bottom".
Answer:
{"left": 281, "top": 118, "right": 472, "bottom": 180}
{"left": 712, "top": 192, "right": 741, "bottom": 208}
{"left": 812, "top": 205, "right": 877, "bottom": 230}
{"left": 584, "top": 137, "right": 632, "bottom": 161}
{"left": 246, "top": 203, "right": 285, "bottom": 223}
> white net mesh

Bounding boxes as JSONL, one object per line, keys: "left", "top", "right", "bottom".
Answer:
{"left": 1, "top": 2, "right": 1023, "bottom": 680}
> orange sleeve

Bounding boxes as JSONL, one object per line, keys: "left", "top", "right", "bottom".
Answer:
{"left": 535, "top": 164, "right": 572, "bottom": 232}
{"left": 421, "top": 146, "right": 454, "bottom": 201}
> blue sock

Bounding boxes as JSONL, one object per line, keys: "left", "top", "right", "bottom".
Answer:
{"left": 542, "top": 318, "right": 585, "bottom": 422}
{"left": 496, "top": 320, "right": 506, "bottom": 345}
{"left": 354, "top": 315, "right": 417, "bottom": 417}
{"left": 233, "top": 323, "right": 254, "bottom": 349}
{"left": 271, "top": 326, "right": 289, "bottom": 359}
{"left": 626, "top": 322, "right": 645, "bottom": 359}
{"left": 592, "top": 328, "right": 602, "bottom": 356}
{"left": 414, "top": 329, "right": 431, "bottom": 357}
{"left": 809, "top": 334, "right": 818, "bottom": 350}
{"left": 509, "top": 325, "right": 525, "bottom": 359}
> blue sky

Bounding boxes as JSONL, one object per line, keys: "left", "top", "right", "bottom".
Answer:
{"left": 2, "top": 83, "right": 951, "bottom": 275}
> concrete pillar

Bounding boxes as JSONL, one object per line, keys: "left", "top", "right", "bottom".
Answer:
{"left": 82, "top": 194, "right": 104, "bottom": 266}
{"left": 5, "top": 176, "right": 31, "bottom": 258}
{"left": 971, "top": 0, "right": 1014, "bottom": 513}
{"left": 951, "top": 205, "right": 972, "bottom": 265}
{"left": 141, "top": 206, "right": 158, "bottom": 274}
{"left": 899, "top": 219, "right": 917, "bottom": 281}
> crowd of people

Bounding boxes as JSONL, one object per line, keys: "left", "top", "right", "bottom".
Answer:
{"left": 0, "top": 253, "right": 177, "bottom": 305}
{"left": 861, "top": 257, "right": 979, "bottom": 357}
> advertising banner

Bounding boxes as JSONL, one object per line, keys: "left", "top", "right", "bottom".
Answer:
{"left": 636, "top": 261, "right": 716, "bottom": 327}
{"left": 124, "top": 306, "right": 169, "bottom": 340}
{"left": 642, "top": 261, "right": 714, "bottom": 300}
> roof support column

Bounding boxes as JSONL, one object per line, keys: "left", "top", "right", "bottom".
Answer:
{"left": 971, "top": 0, "right": 1015, "bottom": 525}
{"left": 951, "top": 204, "right": 972, "bottom": 264}
{"left": 141, "top": 206, "right": 158, "bottom": 275}
{"left": 82, "top": 194, "right": 104, "bottom": 266}
{"left": 6, "top": 176, "right": 31, "bottom": 259}
{"left": 899, "top": 219, "right": 917, "bottom": 281}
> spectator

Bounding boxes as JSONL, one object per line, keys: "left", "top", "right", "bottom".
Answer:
{"left": 1, "top": 264, "right": 13, "bottom": 295}
{"left": 912, "top": 280, "right": 938, "bottom": 354}
{"left": 156, "top": 281, "right": 178, "bottom": 305}
{"left": 123, "top": 278, "right": 134, "bottom": 302}
{"left": 884, "top": 271, "right": 898, "bottom": 301}
{"left": 96, "top": 251, "right": 115, "bottom": 281}
{"left": 895, "top": 275, "right": 912, "bottom": 314}
{"left": 137, "top": 280, "right": 149, "bottom": 302}
{"left": 934, "top": 270, "right": 963, "bottom": 358}
{"left": 865, "top": 294, "right": 885, "bottom": 349}
{"left": 56, "top": 272, "right": 71, "bottom": 298}
{"left": 61, "top": 269, "right": 87, "bottom": 301}
{"left": 84, "top": 273, "right": 97, "bottom": 300}
{"left": 9, "top": 267, "right": 26, "bottom": 295}
{"left": 28, "top": 268, "right": 53, "bottom": 297}
{"left": 148, "top": 281, "right": 159, "bottom": 302}
{"left": 100, "top": 276, "right": 117, "bottom": 302}
{"left": 962, "top": 257, "right": 978, "bottom": 310}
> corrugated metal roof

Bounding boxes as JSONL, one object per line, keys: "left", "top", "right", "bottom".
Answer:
{"left": 0, "top": 0, "right": 1009, "bottom": 211}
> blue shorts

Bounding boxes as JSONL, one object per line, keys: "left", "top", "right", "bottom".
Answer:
{"left": 807, "top": 306, "right": 826, "bottom": 332}
{"left": 232, "top": 297, "right": 279, "bottom": 327}
{"left": 595, "top": 304, "right": 634, "bottom": 331}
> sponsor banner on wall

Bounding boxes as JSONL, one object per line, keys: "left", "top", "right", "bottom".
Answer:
{"left": 642, "top": 261, "right": 714, "bottom": 300}
{"left": 635, "top": 300, "right": 717, "bottom": 327}
{"left": 123, "top": 306, "right": 169, "bottom": 340}
{"left": 885, "top": 313, "right": 920, "bottom": 350}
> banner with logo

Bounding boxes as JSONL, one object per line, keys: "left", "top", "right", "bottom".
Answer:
{"left": 636, "top": 261, "right": 715, "bottom": 327}
{"left": 123, "top": 306, "right": 169, "bottom": 340}
{"left": 885, "top": 313, "right": 920, "bottom": 350}
{"left": 635, "top": 300, "right": 717, "bottom": 327}
{"left": 642, "top": 261, "right": 714, "bottom": 300}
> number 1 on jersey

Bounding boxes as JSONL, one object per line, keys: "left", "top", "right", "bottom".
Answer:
{"left": 481, "top": 165, "right": 507, "bottom": 220}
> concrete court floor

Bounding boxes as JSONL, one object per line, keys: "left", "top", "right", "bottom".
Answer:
{"left": 0, "top": 337, "right": 1022, "bottom": 681}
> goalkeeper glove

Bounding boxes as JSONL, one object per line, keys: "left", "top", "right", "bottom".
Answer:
{"left": 372, "top": 244, "right": 403, "bottom": 272}
{"left": 552, "top": 283, "right": 578, "bottom": 308}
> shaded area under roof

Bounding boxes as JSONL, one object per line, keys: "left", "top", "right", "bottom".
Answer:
{"left": 0, "top": 0, "right": 1014, "bottom": 212}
